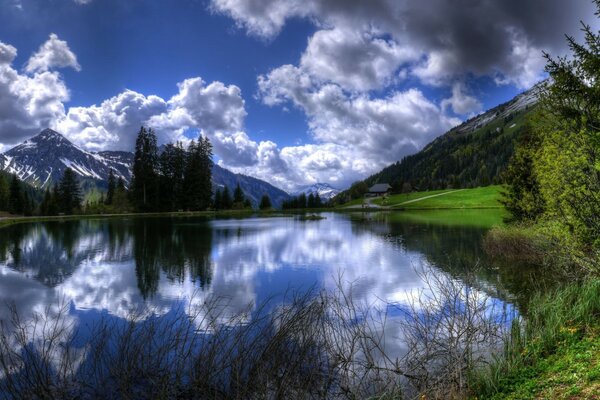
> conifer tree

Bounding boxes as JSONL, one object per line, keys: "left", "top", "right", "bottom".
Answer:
{"left": 59, "top": 168, "right": 82, "bottom": 215}
{"left": 233, "top": 182, "right": 245, "bottom": 207}
{"left": 259, "top": 194, "right": 272, "bottom": 210}
{"left": 214, "top": 188, "right": 222, "bottom": 210}
{"left": 0, "top": 175, "right": 8, "bottom": 211}
{"left": 221, "top": 186, "right": 232, "bottom": 210}
{"left": 184, "top": 136, "right": 213, "bottom": 211}
{"left": 8, "top": 174, "right": 24, "bottom": 215}
{"left": 131, "top": 126, "right": 159, "bottom": 212}
{"left": 106, "top": 169, "right": 116, "bottom": 205}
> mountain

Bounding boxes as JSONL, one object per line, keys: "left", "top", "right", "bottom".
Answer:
{"left": 294, "top": 183, "right": 340, "bottom": 200}
{"left": 2, "top": 129, "right": 132, "bottom": 189}
{"left": 212, "top": 164, "right": 290, "bottom": 207}
{"left": 1, "top": 129, "right": 291, "bottom": 207}
{"left": 334, "top": 82, "right": 543, "bottom": 203}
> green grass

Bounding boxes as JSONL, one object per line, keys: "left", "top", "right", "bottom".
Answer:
{"left": 483, "top": 332, "right": 600, "bottom": 399}
{"left": 339, "top": 186, "right": 504, "bottom": 210}
{"left": 385, "top": 208, "right": 507, "bottom": 229}
{"left": 472, "top": 279, "right": 600, "bottom": 399}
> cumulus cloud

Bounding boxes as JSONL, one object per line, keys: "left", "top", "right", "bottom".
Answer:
{"left": 0, "top": 39, "right": 71, "bottom": 145}
{"left": 25, "top": 33, "right": 81, "bottom": 73}
{"left": 211, "top": 0, "right": 596, "bottom": 89}
{"left": 300, "top": 27, "right": 417, "bottom": 91}
{"left": 441, "top": 83, "right": 482, "bottom": 116}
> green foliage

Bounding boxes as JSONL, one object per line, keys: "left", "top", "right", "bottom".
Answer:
{"left": 0, "top": 175, "right": 8, "bottom": 211}
{"left": 184, "top": 137, "right": 213, "bottom": 211}
{"left": 472, "top": 279, "right": 600, "bottom": 399}
{"left": 259, "top": 194, "right": 272, "bottom": 210}
{"left": 58, "top": 168, "right": 82, "bottom": 215}
{"left": 8, "top": 174, "right": 24, "bottom": 215}
{"left": 504, "top": 7, "right": 600, "bottom": 250}
{"left": 105, "top": 169, "right": 116, "bottom": 205}
{"left": 131, "top": 126, "right": 160, "bottom": 212}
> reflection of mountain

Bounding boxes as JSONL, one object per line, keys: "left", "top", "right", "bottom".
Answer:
{"left": 0, "top": 213, "right": 540, "bottom": 329}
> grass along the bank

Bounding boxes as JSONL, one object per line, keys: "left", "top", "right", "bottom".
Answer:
{"left": 385, "top": 208, "right": 507, "bottom": 229}
{"left": 339, "top": 185, "right": 504, "bottom": 210}
{"left": 386, "top": 185, "right": 503, "bottom": 209}
{"left": 471, "top": 279, "right": 600, "bottom": 399}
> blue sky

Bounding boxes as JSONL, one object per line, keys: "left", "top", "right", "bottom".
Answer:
{"left": 0, "top": 0, "right": 596, "bottom": 191}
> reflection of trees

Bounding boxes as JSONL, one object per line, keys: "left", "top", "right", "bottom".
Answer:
{"left": 132, "top": 218, "right": 213, "bottom": 299}
{"left": 0, "top": 223, "right": 86, "bottom": 287}
{"left": 359, "top": 216, "right": 556, "bottom": 311}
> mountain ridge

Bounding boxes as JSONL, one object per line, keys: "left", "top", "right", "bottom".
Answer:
{"left": 1, "top": 129, "right": 291, "bottom": 207}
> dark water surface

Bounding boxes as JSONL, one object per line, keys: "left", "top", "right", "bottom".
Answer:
{"left": 0, "top": 211, "right": 542, "bottom": 342}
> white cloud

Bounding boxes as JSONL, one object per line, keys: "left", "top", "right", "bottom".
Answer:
{"left": 441, "top": 83, "right": 482, "bottom": 115}
{"left": 300, "top": 27, "right": 418, "bottom": 91}
{"left": 25, "top": 33, "right": 81, "bottom": 73}
{"left": 0, "top": 40, "right": 71, "bottom": 145}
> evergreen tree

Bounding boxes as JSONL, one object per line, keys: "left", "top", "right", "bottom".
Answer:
{"left": 0, "top": 175, "right": 8, "bottom": 211}
{"left": 106, "top": 169, "right": 116, "bottom": 205}
{"left": 131, "top": 126, "right": 159, "bottom": 212}
{"left": 159, "top": 142, "right": 187, "bottom": 211}
{"left": 221, "top": 186, "right": 232, "bottom": 210}
{"left": 259, "top": 194, "right": 272, "bottom": 210}
{"left": 8, "top": 174, "right": 24, "bottom": 215}
{"left": 58, "top": 168, "right": 82, "bottom": 215}
{"left": 307, "top": 193, "right": 315, "bottom": 208}
{"left": 184, "top": 137, "right": 213, "bottom": 211}
{"left": 214, "top": 188, "right": 222, "bottom": 210}
{"left": 40, "top": 188, "right": 52, "bottom": 216}
{"left": 315, "top": 193, "right": 322, "bottom": 208}
{"left": 233, "top": 182, "right": 245, "bottom": 208}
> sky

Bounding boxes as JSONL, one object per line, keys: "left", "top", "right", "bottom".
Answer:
{"left": 0, "top": 0, "right": 597, "bottom": 192}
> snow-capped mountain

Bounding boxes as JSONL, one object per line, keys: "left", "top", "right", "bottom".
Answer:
{"left": 294, "top": 183, "right": 340, "bottom": 200}
{"left": 2, "top": 129, "right": 132, "bottom": 188}
{"left": 1, "top": 129, "right": 291, "bottom": 206}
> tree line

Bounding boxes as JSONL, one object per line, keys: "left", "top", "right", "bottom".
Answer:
{"left": 503, "top": 10, "right": 600, "bottom": 260}
{"left": 0, "top": 126, "right": 277, "bottom": 216}
{"left": 282, "top": 192, "right": 324, "bottom": 210}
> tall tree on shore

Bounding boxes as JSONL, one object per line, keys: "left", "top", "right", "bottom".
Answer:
{"left": 233, "top": 182, "right": 245, "bottom": 207}
{"left": 221, "top": 186, "right": 232, "bottom": 210}
{"left": 59, "top": 168, "right": 82, "bottom": 214}
{"left": 105, "top": 169, "right": 116, "bottom": 205}
{"left": 131, "top": 126, "right": 159, "bottom": 212}
{"left": 0, "top": 175, "right": 8, "bottom": 211}
{"left": 259, "top": 194, "right": 272, "bottom": 210}
{"left": 184, "top": 136, "right": 213, "bottom": 211}
{"left": 8, "top": 174, "right": 24, "bottom": 215}
{"left": 159, "top": 142, "right": 187, "bottom": 211}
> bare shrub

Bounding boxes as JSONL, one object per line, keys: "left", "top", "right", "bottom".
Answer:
{"left": 0, "top": 269, "right": 513, "bottom": 399}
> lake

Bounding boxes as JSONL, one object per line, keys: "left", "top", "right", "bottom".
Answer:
{"left": 0, "top": 210, "right": 544, "bottom": 331}
{"left": 0, "top": 210, "right": 549, "bottom": 397}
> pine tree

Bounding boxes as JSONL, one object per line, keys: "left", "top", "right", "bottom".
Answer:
{"left": 259, "top": 194, "right": 272, "bottom": 210}
{"left": 315, "top": 192, "right": 322, "bottom": 208}
{"left": 184, "top": 136, "right": 213, "bottom": 211}
{"left": 0, "top": 175, "right": 8, "bottom": 211}
{"left": 131, "top": 126, "right": 159, "bottom": 212}
{"left": 221, "top": 186, "right": 232, "bottom": 210}
{"left": 59, "top": 168, "right": 82, "bottom": 215}
{"left": 214, "top": 188, "right": 222, "bottom": 210}
{"left": 233, "top": 182, "right": 245, "bottom": 208}
{"left": 8, "top": 174, "right": 24, "bottom": 215}
{"left": 106, "top": 169, "right": 116, "bottom": 205}
{"left": 307, "top": 193, "right": 315, "bottom": 208}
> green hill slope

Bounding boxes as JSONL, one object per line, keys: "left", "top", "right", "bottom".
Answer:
{"left": 334, "top": 82, "right": 542, "bottom": 203}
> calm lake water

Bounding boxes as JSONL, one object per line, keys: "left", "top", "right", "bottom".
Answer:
{"left": 0, "top": 211, "right": 542, "bottom": 349}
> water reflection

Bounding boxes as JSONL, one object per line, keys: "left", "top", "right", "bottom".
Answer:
{"left": 0, "top": 213, "right": 536, "bottom": 329}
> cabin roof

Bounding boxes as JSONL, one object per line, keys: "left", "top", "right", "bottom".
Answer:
{"left": 368, "top": 183, "right": 392, "bottom": 193}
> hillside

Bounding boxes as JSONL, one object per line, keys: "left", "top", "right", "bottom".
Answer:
{"left": 334, "top": 82, "right": 542, "bottom": 203}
